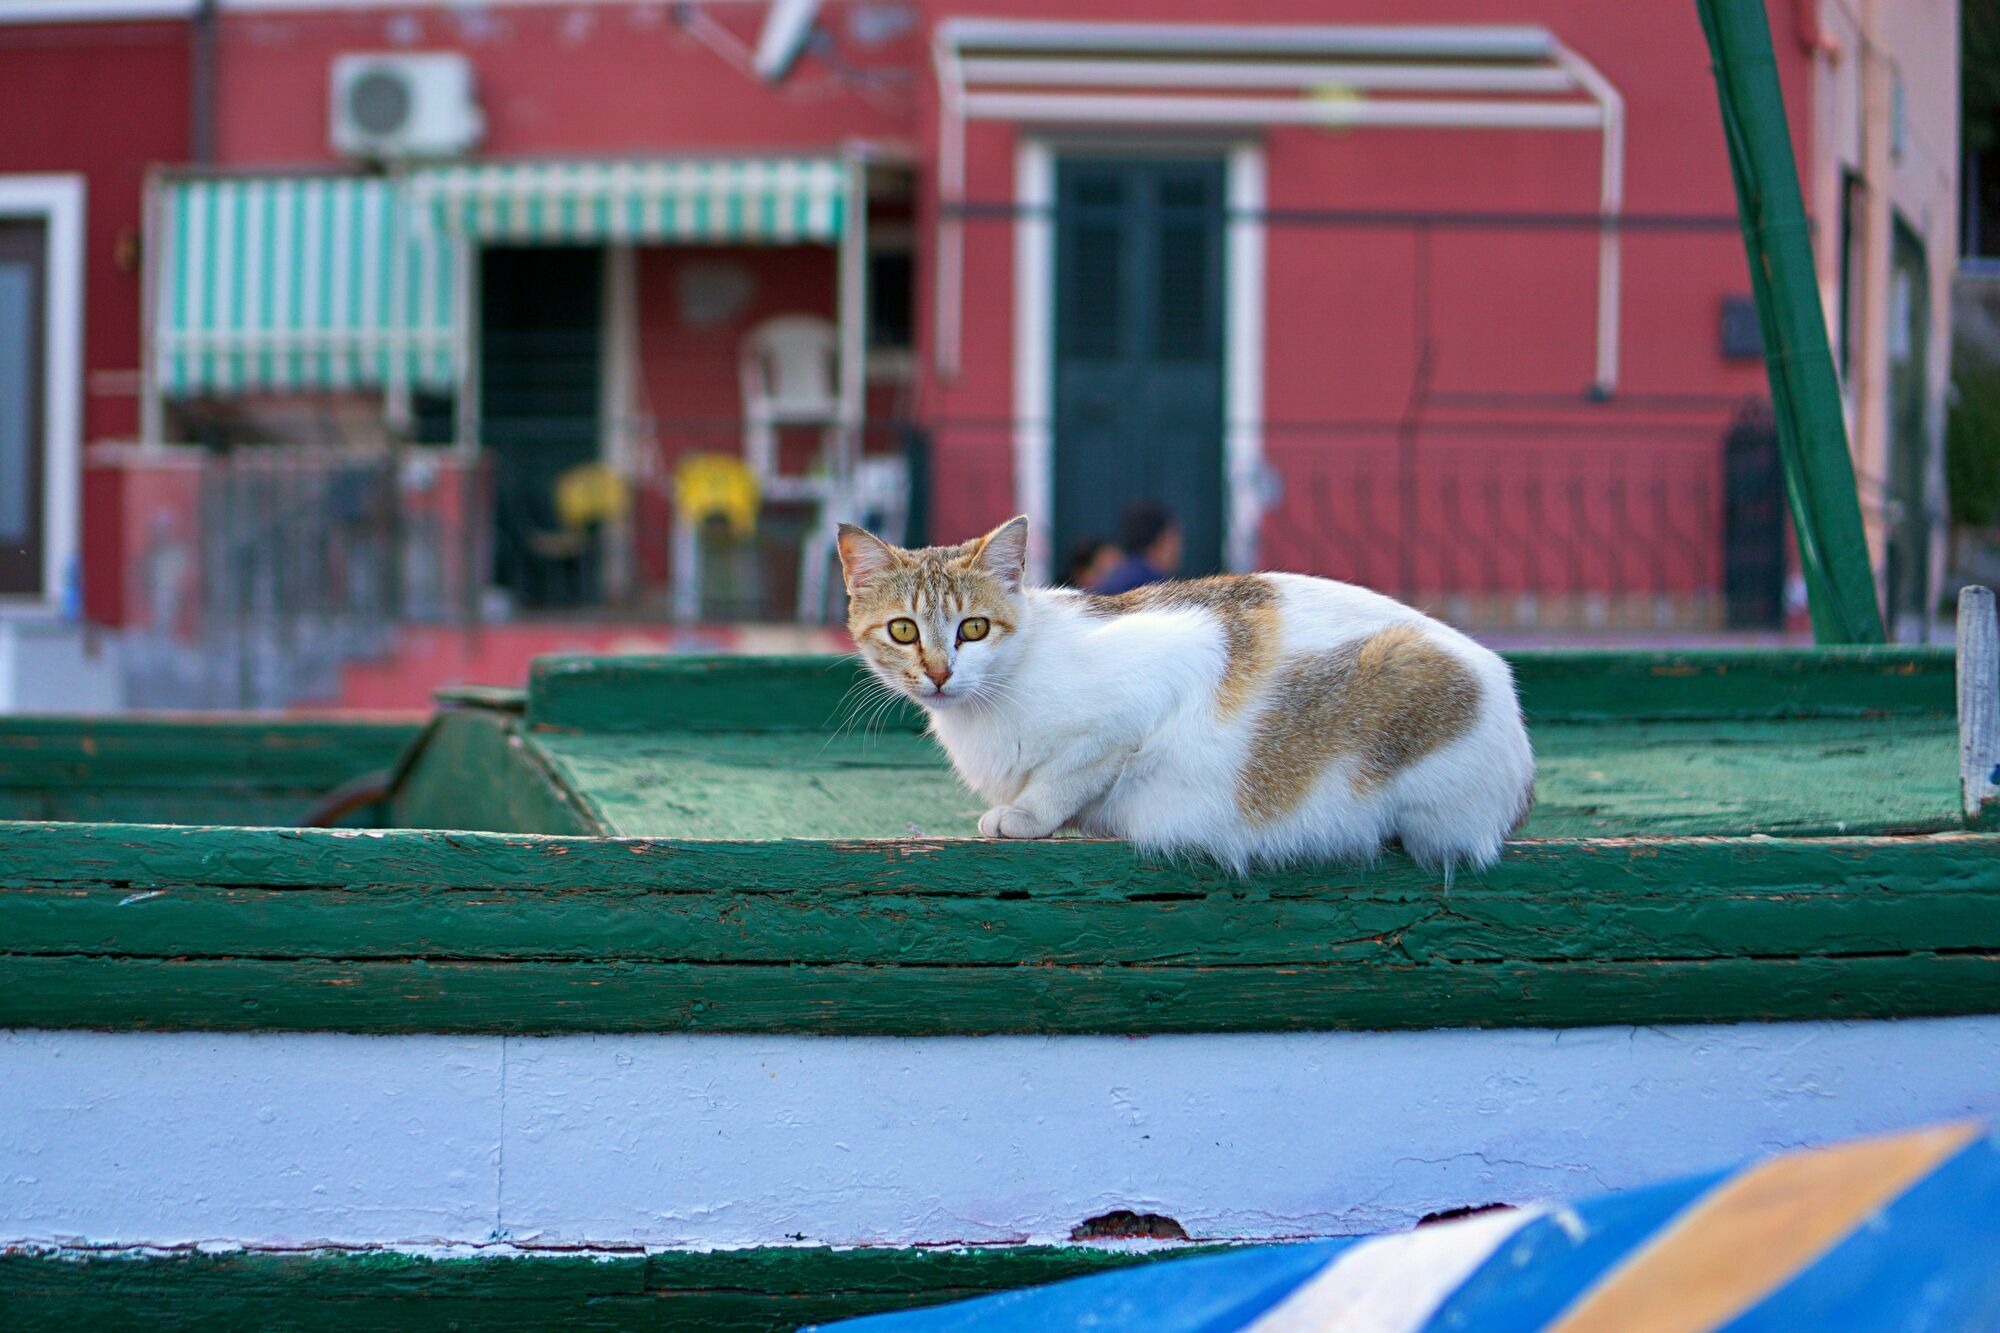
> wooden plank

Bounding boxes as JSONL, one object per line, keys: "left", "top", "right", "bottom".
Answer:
{"left": 389, "top": 710, "right": 602, "bottom": 835}
{"left": 2, "top": 950, "right": 1996, "bottom": 1035}
{"left": 529, "top": 653, "right": 903, "bottom": 733}
{"left": 0, "top": 1245, "right": 1178, "bottom": 1332}
{"left": 525, "top": 716, "right": 1960, "bottom": 841}
{"left": 524, "top": 649, "right": 1956, "bottom": 734}
{"left": 0, "top": 717, "right": 420, "bottom": 787}
{"left": 528, "top": 729, "right": 983, "bottom": 839}
{"left": 1510, "top": 647, "right": 1948, "bottom": 720}
{"left": 0, "top": 717, "right": 419, "bottom": 826}
{"left": 1699, "top": 0, "right": 1885, "bottom": 644}
{"left": 0, "top": 789, "right": 359, "bottom": 828}
{"left": 1524, "top": 715, "right": 1957, "bottom": 838}
{"left": 1, "top": 820, "right": 1991, "bottom": 896}
{"left": 0, "top": 825, "right": 1996, "bottom": 1033}
{"left": 9, "top": 875, "right": 1998, "bottom": 967}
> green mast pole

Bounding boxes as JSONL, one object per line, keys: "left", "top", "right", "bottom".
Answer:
{"left": 1697, "top": 0, "right": 1885, "bottom": 643}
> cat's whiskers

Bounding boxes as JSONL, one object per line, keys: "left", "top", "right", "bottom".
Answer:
{"left": 823, "top": 668, "right": 904, "bottom": 753}
{"left": 963, "top": 674, "right": 1031, "bottom": 714}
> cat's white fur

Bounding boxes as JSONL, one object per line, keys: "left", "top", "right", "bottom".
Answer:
{"left": 843, "top": 518, "right": 1534, "bottom": 875}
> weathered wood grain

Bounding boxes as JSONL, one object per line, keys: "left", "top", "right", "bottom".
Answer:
{"left": 389, "top": 710, "right": 603, "bottom": 835}
{"left": 525, "top": 648, "right": 1957, "bottom": 734}
{"left": 1, "top": 825, "right": 1996, "bottom": 1033}
{"left": 1, "top": 820, "right": 1990, "bottom": 894}
{"left": 522, "top": 716, "right": 1961, "bottom": 841}
{"left": 3, "top": 951, "right": 1996, "bottom": 1034}
{"left": 0, "top": 717, "right": 419, "bottom": 826}
{"left": 0, "top": 1245, "right": 1183, "bottom": 1332}
{"left": 8, "top": 876, "right": 1998, "bottom": 966}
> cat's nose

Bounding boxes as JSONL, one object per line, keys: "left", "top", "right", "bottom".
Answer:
{"left": 924, "top": 665, "right": 952, "bottom": 690}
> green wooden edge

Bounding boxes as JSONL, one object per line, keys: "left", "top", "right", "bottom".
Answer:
{"left": 0, "top": 717, "right": 421, "bottom": 825}
{"left": 3, "top": 821, "right": 1996, "bottom": 1035}
{"left": 0, "top": 1244, "right": 1212, "bottom": 1332}
{"left": 526, "top": 648, "right": 1956, "bottom": 733}
{"left": 1699, "top": 0, "right": 1885, "bottom": 644}
{"left": 0, "top": 717, "right": 422, "bottom": 786}
{"left": 390, "top": 709, "right": 604, "bottom": 836}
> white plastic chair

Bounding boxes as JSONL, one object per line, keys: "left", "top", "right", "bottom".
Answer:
{"left": 737, "top": 314, "right": 892, "bottom": 622}
{"left": 738, "top": 314, "right": 839, "bottom": 494}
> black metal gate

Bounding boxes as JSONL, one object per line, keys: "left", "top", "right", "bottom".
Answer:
{"left": 1723, "top": 404, "right": 1786, "bottom": 629}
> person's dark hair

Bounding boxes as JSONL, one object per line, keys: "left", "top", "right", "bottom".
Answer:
{"left": 1118, "top": 501, "right": 1176, "bottom": 556}
{"left": 1063, "top": 539, "right": 1108, "bottom": 588}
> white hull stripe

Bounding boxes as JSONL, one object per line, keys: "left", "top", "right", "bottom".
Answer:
{"left": 1245, "top": 1206, "right": 1548, "bottom": 1333}
{"left": 811, "top": 1126, "right": 2000, "bottom": 1331}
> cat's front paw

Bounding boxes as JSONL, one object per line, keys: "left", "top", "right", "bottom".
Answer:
{"left": 978, "top": 805, "right": 1053, "bottom": 839}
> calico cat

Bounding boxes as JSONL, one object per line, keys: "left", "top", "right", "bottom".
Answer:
{"left": 837, "top": 516, "right": 1534, "bottom": 875}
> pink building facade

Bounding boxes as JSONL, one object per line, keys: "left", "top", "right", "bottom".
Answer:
{"left": 0, "top": 1, "right": 1959, "bottom": 685}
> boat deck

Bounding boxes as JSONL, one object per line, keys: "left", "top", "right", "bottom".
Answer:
{"left": 3, "top": 646, "right": 1994, "bottom": 1039}
{"left": 530, "top": 712, "right": 1961, "bottom": 841}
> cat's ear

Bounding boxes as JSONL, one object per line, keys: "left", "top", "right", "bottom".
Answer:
{"left": 836, "top": 523, "right": 902, "bottom": 595}
{"left": 970, "top": 516, "right": 1029, "bottom": 592}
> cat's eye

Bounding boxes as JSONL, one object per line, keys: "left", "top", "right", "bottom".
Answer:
{"left": 887, "top": 618, "right": 919, "bottom": 645}
{"left": 958, "top": 617, "right": 990, "bottom": 643}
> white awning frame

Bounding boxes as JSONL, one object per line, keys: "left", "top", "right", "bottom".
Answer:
{"left": 933, "top": 19, "right": 1626, "bottom": 395}
{"left": 406, "top": 156, "right": 851, "bottom": 245}
{"left": 141, "top": 151, "right": 884, "bottom": 468}
{"left": 142, "top": 171, "right": 460, "bottom": 415}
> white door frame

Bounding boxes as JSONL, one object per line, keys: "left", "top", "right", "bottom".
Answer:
{"left": 1013, "top": 138, "right": 1264, "bottom": 582}
{"left": 0, "top": 173, "right": 85, "bottom": 610}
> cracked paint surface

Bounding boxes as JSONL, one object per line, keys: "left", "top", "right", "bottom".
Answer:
{"left": 5, "top": 1018, "right": 2000, "bottom": 1249}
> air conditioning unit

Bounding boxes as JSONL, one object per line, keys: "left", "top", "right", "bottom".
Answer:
{"left": 330, "top": 53, "right": 484, "bottom": 161}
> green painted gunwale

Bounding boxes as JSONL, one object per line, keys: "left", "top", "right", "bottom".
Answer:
{"left": 2, "top": 822, "right": 1996, "bottom": 1034}
{"left": 0, "top": 716, "right": 419, "bottom": 826}
{"left": 0, "top": 1245, "right": 1198, "bottom": 1331}
{"left": 525, "top": 647, "right": 1958, "bottom": 733}
{"left": 0, "top": 646, "right": 1988, "bottom": 1036}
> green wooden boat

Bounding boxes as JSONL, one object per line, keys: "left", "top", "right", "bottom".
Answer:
{"left": 3, "top": 644, "right": 1997, "bottom": 1329}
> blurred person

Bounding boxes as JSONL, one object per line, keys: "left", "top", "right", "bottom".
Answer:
{"left": 1062, "top": 538, "right": 1120, "bottom": 590}
{"left": 1093, "top": 501, "right": 1181, "bottom": 594}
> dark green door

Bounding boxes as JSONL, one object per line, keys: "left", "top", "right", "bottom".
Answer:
{"left": 480, "top": 247, "right": 602, "bottom": 608}
{"left": 1885, "top": 218, "right": 1930, "bottom": 632}
{"left": 1054, "top": 157, "right": 1226, "bottom": 575}
{"left": 0, "top": 221, "right": 47, "bottom": 597}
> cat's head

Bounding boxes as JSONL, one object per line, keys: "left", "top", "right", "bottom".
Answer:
{"left": 837, "top": 517, "right": 1029, "bottom": 709}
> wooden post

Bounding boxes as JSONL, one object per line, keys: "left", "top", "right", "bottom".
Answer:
{"left": 1696, "top": 0, "right": 1885, "bottom": 644}
{"left": 1961, "top": 585, "right": 1999, "bottom": 825}
{"left": 600, "top": 242, "right": 637, "bottom": 605}
{"left": 139, "top": 168, "right": 166, "bottom": 448}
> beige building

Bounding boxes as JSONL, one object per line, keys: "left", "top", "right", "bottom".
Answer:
{"left": 1806, "top": 0, "right": 1961, "bottom": 637}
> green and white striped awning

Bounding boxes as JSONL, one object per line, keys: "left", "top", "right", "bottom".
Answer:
{"left": 155, "top": 175, "right": 457, "bottom": 395}
{"left": 407, "top": 157, "right": 848, "bottom": 244}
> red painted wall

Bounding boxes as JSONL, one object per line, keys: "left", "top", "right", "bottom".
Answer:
{"left": 169, "top": 2, "right": 921, "bottom": 604}
{"left": 24, "top": 0, "right": 1822, "bottom": 618}
{"left": 208, "top": 3, "right": 915, "bottom": 166}
{"left": 914, "top": 0, "right": 1815, "bottom": 608}
{"left": 0, "top": 20, "right": 189, "bottom": 446}
{"left": 630, "top": 243, "right": 837, "bottom": 586}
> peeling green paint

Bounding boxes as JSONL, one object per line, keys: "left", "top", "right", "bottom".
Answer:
{"left": 1, "top": 822, "right": 1996, "bottom": 1034}
{"left": 522, "top": 715, "right": 1960, "bottom": 841}
{"left": 0, "top": 717, "right": 419, "bottom": 826}
{"left": 0, "top": 1245, "right": 1197, "bottom": 1332}
{"left": 390, "top": 710, "right": 602, "bottom": 835}
{"left": 0, "top": 648, "right": 1985, "bottom": 1037}
{"left": 525, "top": 648, "right": 1956, "bottom": 734}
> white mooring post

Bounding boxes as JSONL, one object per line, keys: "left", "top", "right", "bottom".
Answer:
{"left": 1961, "top": 585, "right": 2000, "bottom": 824}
